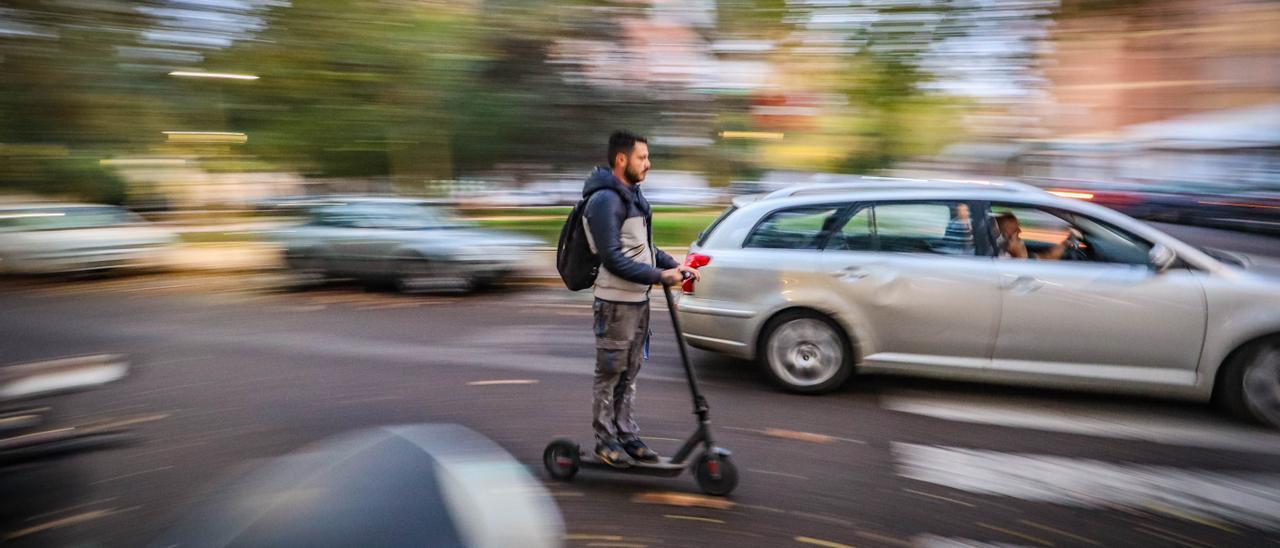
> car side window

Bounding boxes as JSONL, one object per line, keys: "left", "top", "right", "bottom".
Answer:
{"left": 744, "top": 206, "right": 843, "bottom": 249}
{"left": 831, "top": 206, "right": 874, "bottom": 251}
{"left": 309, "top": 207, "right": 355, "bottom": 228}
{"left": 838, "top": 202, "right": 975, "bottom": 256}
{"left": 990, "top": 204, "right": 1152, "bottom": 265}
{"left": 1068, "top": 214, "right": 1153, "bottom": 265}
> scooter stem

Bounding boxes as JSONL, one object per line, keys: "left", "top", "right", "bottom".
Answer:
{"left": 662, "top": 283, "right": 709, "bottom": 420}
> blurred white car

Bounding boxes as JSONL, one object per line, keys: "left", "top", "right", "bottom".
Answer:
{"left": 0, "top": 203, "right": 177, "bottom": 274}
{"left": 272, "top": 198, "right": 541, "bottom": 292}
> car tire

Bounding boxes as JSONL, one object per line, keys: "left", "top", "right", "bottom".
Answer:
{"left": 759, "top": 310, "right": 854, "bottom": 394}
{"left": 1218, "top": 336, "right": 1280, "bottom": 429}
{"left": 285, "top": 255, "right": 326, "bottom": 288}
{"left": 395, "top": 257, "right": 474, "bottom": 294}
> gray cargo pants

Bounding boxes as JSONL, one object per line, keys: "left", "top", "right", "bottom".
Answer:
{"left": 592, "top": 298, "right": 649, "bottom": 445}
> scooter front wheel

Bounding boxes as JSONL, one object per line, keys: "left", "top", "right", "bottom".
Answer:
{"left": 543, "top": 439, "right": 580, "bottom": 481}
{"left": 694, "top": 453, "right": 738, "bottom": 496}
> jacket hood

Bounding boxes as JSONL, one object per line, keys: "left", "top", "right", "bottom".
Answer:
{"left": 583, "top": 166, "right": 634, "bottom": 198}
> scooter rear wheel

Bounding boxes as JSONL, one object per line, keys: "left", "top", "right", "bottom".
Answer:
{"left": 694, "top": 453, "right": 738, "bottom": 496}
{"left": 543, "top": 439, "right": 580, "bottom": 481}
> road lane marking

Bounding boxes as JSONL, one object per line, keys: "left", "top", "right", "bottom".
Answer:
{"left": 791, "top": 511, "right": 853, "bottom": 527}
{"left": 1134, "top": 524, "right": 1213, "bottom": 548}
{"left": 1018, "top": 520, "right": 1101, "bottom": 546}
{"left": 663, "top": 514, "right": 725, "bottom": 524}
{"left": 893, "top": 442, "right": 1280, "bottom": 531}
{"left": 1134, "top": 527, "right": 1205, "bottom": 548}
{"left": 913, "top": 535, "right": 1030, "bottom": 547}
{"left": 90, "top": 465, "right": 174, "bottom": 485}
{"left": 1142, "top": 501, "right": 1239, "bottom": 534}
{"left": 564, "top": 534, "right": 624, "bottom": 541}
{"left": 90, "top": 413, "right": 170, "bottom": 430}
{"left": 22, "top": 498, "right": 118, "bottom": 523}
{"left": 585, "top": 543, "right": 646, "bottom": 548}
{"left": 725, "top": 426, "right": 865, "bottom": 445}
{"left": 882, "top": 394, "right": 1280, "bottom": 455}
{"left": 976, "top": 523, "right": 1053, "bottom": 546}
{"left": 358, "top": 302, "right": 422, "bottom": 310}
{"left": 747, "top": 468, "right": 810, "bottom": 481}
{"left": 853, "top": 531, "right": 911, "bottom": 547}
{"left": 634, "top": 492, "right": 735, "bottom": 509}
{"left": 5, "top": 507, "right": 138, "bottom": 540}
{"left": 764, "top": 428, "right": 836, "bottom": 444}
{"left": 794, "top": 536, "right": 855, "bottom": 548}
{"left": 740, "top": 504, "right": 787, "bottom": 514}
{"left": 466, "top": 379, "right": 539, "bottom": 386}
{"left": 902, "top": 488, "right": 975, "bottom": 507}
{"left": 278, "top": 305, "right": 326, "bottom": 312}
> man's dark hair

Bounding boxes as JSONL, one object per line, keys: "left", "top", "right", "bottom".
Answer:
{"left": 607, "top": 130, "right": 648, "bottom": 167}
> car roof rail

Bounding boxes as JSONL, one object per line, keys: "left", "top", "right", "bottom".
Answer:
{"left": 757, "top": 177, "right": 1044, "bottom": 201}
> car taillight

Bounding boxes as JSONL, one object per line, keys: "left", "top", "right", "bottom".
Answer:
{"left": 682, "top": 252, "right": 711, "bottom": 294}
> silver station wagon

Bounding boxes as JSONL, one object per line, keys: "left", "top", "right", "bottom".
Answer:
{"left": 677, "top": 180, "right": 1280, "bottom": 427}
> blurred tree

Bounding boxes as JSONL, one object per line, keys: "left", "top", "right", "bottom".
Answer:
{"left": 0, "top": 0, "right": 178, "bottom": 200}
{"left": 208, "top": 0, "right": 485, "bottom": 184}
{"left": 741, "top": 0, "right": 993, "bottom": 173}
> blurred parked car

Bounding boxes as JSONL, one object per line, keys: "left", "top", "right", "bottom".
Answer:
{"left": 1041, "top": 181, "right": 1154, "bottom": 219}
{"left": 271, "top": 198, "right": 540, "bottom": 292}
{"left": 678, "top": 180, "right": 1280, "bottom": 427}
{"left": 0, "top": 203, "right": 176, "bottom": 275}
{"left": 1192, "top": 185, "right": 1280, "bottom": 235}
{"left": 1044, "top": 181, "right": 1280, "bottom": 235}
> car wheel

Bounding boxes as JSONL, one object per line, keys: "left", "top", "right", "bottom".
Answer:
{"left": 1220, "top": 337, "right": 1280, "bottom": 428}
{"left": 760, "top": 310, "right": 853, "bottom": 394}
{"left": 395, "top": 258, "right": 474, "bottom": 294}
{"left": 286, "top": 255, "right": 326, "bottom": 288}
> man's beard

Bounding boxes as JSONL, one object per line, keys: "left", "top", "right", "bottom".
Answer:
{"left": 624, "top": 165, "right": 646, "bottom": 184}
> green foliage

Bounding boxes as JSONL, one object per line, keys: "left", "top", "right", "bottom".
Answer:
{"left": 0, "top": 0, "right": 993, "bottom": 201}
{"left": 0, "top": 155, "right": 127, "bottom": 204}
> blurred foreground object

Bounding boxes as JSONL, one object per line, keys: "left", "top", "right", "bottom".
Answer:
{"left": 152, "top": 424, "right": 564, "bottom": 548}
{"left": 0, "top": 203, "right": 177, "bottom": 275}
{"left": 1, "top": 354, "right": 135, "bottom": 535}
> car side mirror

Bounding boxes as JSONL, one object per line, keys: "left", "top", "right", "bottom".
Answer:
{"left": 1149, "top": 244, "right": 1176, "bottom": 273}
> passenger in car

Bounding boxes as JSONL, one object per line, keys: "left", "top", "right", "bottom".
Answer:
{"left": 941, "top": 203, "right": 974, "bottom": 255}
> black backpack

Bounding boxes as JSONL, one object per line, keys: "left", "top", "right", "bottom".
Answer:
{"left": 556, "top": 188, "right": 625, "bottom": 291}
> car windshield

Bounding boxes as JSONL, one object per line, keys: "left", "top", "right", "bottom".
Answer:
{"left": 0, "top": 206, "right": 141, "bottom": 231}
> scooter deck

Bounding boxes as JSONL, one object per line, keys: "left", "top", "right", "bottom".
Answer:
{"left": 579, "top": 453, "right": 687, "bottom": 477}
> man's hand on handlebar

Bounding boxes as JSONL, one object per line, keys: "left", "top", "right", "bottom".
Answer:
{"left": 660, "top": 265, "right": 700, "bottom": 286}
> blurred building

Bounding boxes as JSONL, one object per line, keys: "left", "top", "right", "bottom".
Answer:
{"left": 1043, "top": 0, "right": 1280, "bottom": 134}
{"left": 1002, "top": 0, "right": 1280, "bottom": 190}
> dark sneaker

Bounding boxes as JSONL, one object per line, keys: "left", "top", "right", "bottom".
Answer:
{"left": 622, "top": 438, "right": 660, "bottom": 463}
{"left": 595, "top": 441, "right": 633, "bottom": 468}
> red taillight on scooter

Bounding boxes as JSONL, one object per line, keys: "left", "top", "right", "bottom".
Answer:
{"left": 682, "top": 253, "right": 711, "bottom": 294}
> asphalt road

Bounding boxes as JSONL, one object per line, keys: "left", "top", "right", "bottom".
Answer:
{"left": 3, "top": 273, "right": 1280, "bottom": 548}
{"left": 2, "top": 223, "right": 1279, "bottom": 547}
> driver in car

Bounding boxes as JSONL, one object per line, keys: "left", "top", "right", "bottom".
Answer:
{"left": 994, "top": 212, "right": 1080, "bottom": 260}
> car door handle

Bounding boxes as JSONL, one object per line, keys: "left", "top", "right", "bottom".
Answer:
{"left": 1002, "top": 275, "right": 1044, "bottom": 293}
{"left": 831, "top": 266, "right": 869, "bottom": 281}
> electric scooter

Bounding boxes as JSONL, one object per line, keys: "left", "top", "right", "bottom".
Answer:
{"left": 542, "top": 280, "right": 738, "bottom": 496}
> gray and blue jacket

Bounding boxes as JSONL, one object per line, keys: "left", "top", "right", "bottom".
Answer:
{"left": 581, "top": 166, "right": 679, "bottom": 302}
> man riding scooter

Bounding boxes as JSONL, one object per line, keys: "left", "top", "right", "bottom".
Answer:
{"left": 580, "top": 130, "right": 700, "bottom": 467}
